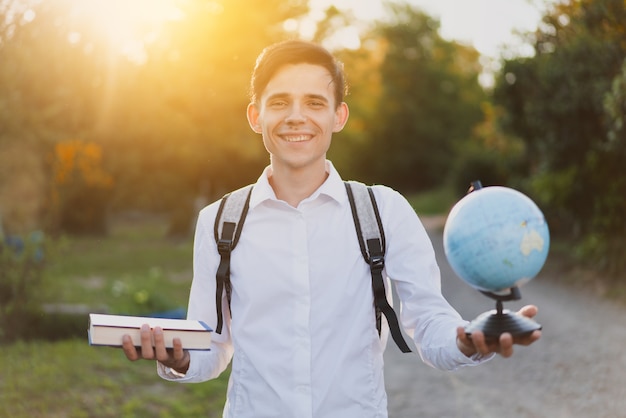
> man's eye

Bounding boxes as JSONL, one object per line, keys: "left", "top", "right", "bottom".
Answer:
{"left": 269, "top": 101, "right": 287, "bottom": 108}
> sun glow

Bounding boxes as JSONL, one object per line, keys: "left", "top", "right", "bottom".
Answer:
{"left": 69, "top": 0, "right": 184, "bottom": 63}
{"left": 310, "top": 0, "right": 553, "bottom": 58}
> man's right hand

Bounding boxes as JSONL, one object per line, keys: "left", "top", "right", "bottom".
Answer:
{"left": 122, "top": 324, "right": 190, "bottom": 374}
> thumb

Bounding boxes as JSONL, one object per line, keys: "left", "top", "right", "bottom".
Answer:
{"left": 518, "top": 305, "right": 538, "bottom": 319}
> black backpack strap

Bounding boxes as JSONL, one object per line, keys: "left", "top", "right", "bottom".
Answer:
{"left": 213, "top": 185, "right": 253, "bottom": 334}
{"left": 345, "top": 181, "right": 412, "bottom": 353}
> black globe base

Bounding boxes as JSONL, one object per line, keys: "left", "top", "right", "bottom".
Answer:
{"left": 465, "top": 286, "right": 542, "bottom": 340}
{"left": 464, "top": 308, "right": 542, "bottom": 340}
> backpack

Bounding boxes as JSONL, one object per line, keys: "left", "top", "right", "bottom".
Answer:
{"left": 213, "top": 181, "right": 412, "bottom": 353}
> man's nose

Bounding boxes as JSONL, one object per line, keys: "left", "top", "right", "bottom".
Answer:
{"left": 285, "top": 104, "right": 306, "bottom": 124}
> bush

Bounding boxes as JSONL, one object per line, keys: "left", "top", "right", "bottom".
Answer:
{"left": 0, "top": 231, "right": 49, "bottom": 342}
{"left": 50, "top": 140, "right": 114, "bottom": 235}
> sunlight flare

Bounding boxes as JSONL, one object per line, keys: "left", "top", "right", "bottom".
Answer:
{"left": 70, "top": 0, "right": 184, "bottom": 62}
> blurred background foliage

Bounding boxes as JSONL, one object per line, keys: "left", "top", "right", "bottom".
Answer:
{"left": 0, "top": 1, "right": 624, "bottom": 412}
{"left": 493, "top": 0, "right": 626, "bottom": 274}
{"left": 0, "top": 0, "right": 624, "bottom": 273}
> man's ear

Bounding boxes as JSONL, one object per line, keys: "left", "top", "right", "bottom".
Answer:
{"left": 247, "top": 103, "right": 262, "bottom": 133}
{"left": 332, "top": 102, "right": 349, "bottom": 133}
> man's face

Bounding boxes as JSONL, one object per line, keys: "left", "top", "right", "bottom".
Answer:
{"left": 247, "top": 63, "right": 349, "bottom": 173}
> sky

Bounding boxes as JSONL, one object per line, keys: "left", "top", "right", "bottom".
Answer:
{"left": 308, "top": 0, "right": 557, "bottom": 59}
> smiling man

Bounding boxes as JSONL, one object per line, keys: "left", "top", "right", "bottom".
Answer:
{"left": 123, "top": 40, "right": 540, "bottom": 418}
{"left": 247, "top": 60, "right": 349, "bottom": 206}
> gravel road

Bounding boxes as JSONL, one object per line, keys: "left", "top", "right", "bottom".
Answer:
{"left": 384, "top": 219, "right": 626, "bottom": 418}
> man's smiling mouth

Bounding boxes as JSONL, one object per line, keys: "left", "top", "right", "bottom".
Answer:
{"left": 282, "top": 134, "right": 312, "bottom": 142}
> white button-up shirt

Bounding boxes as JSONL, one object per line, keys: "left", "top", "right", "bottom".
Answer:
{"left": 158, "top": 161, "right": 487, "bottom": 417}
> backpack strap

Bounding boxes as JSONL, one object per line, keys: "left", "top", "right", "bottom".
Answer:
{"left": 213, "top": 185, "right": 253, "bottom": 334}
{"left": 345, "top": 181, "right": 412, "bottom": 353}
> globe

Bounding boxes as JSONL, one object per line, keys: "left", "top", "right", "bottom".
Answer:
{"left": 443, "top": 185, "right": 550, "bottom": 293}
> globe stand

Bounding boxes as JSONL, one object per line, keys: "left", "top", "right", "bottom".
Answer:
{"left": 464, "top": 286, "right": 542, "bottom": 341}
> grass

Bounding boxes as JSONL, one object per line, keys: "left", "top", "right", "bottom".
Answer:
{"left": 43, "top": 213, "right": 194, "bottom": 315}
{"left": 0, "top": 339, "right": 229, "bottom": 417}
{"left": 0, "top": 213, "right": 229, "bottom": 417}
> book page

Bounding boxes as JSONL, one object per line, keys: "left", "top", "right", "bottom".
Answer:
{"left": 89, "top": 313, "right": 211, "bottom": 331}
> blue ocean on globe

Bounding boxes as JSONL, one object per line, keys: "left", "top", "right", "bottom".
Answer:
{"left": 443, "top": 186, "right": 550, "bottom": 293}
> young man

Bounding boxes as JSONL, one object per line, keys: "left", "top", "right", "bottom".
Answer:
{"left": 123, "top": 40, "right": 540, "bottom": 417}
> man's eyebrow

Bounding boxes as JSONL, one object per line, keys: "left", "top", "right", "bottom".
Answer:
{"left": 305, "top": 94, "right": 329, "bottom": 103}
{"left": 264, "top": 93, "right": 329, "bottom": 103}
{"left": 265, "top": 93, "right": 289, "bottom": 102}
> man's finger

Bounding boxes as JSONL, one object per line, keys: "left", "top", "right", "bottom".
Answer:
{"left": 122, "top": 335, "right": 139, "bottom": 361}
{"left": 513, "top": 329, "right": 542, "bottom": 346}
{"left": 518, "top": 305, "right": 538, "bottom": 319}
{"left": 470, "top": 330, "right": 490, "bottom": 355}
{"left": 153, "top": 327, "right": 169, "bottom": 362}
{"left": 172, "top": 338, "right": 185, "bottom": 361}
{"left": 498, "top": 332, "right": 514, "bottom": 358}
{"left": 140, "top": 324, "right": 155, "bottom": 359}
{"left": 456, "top": 326, "right": 468, "bottom": 344}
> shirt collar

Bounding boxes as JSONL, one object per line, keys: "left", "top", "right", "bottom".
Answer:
{"left": 248, "top": 160, "right": 348, "bottom": 209}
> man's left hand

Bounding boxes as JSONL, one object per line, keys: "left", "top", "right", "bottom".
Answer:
{"left": 456, "top": 305, "right": 541, "bottom": 358}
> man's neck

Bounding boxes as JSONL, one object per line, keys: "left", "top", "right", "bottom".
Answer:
{"left": 268, "top": 161, "right": 329, "bottom": 207}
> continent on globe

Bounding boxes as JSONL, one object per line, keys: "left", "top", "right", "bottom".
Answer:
{"left": 520, "top": 229, "right": 545, "bottom": 256}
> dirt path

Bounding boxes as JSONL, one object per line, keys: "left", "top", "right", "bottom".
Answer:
{"left": 384, "top": 220, "right": 626, "bottom": 418}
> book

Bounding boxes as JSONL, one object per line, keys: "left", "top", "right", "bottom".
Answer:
{"left": 88, "top": 313, "right": 212, "bottom": 350}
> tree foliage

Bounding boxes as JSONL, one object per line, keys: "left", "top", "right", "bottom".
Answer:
{"left": 50, "top": 140, "right": 113, "bottom": 234}
{"left": 494, "top": 0, "right": 626, "bottom": 273}
{"left": 343, "top": 4, "right": 486, "bottom": 192}
{"left": 2, "top": 0, "right": 490, "bottom": 234}
{"left": 0, "top": 0, "right": 308, "bottom": 235}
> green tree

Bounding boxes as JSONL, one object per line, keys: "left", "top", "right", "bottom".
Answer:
{"left": 1, "top": 0, "right": 308, "bottom": 236}
{"left": 88, "top": 0, "right": 309, "bottom": 235}
{"left": 494, "top": 0, "right": 626, "bottom": 273}
{"left": 447, "top": 101, "right": 527, "bottom": 196}
{"left": 349, "top": 4, "right": 486, "bottom": 192}
{"left": 0, "top": 0, "right": 108, "bottom": 234}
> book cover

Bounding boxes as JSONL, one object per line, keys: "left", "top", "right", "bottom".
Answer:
{"left": 88, "top": 313, "right": 212, "bottom": 350}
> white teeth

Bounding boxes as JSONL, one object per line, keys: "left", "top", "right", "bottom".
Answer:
{"left": 283, "top": 135, "right": 310, "bottom": 142}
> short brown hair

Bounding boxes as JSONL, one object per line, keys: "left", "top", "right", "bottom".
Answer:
{"left": 249, "top": 40, "right": 347, "bottom": 108}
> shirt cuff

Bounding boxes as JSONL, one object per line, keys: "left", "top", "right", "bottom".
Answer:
{"left": 157, "top": 361, "right": 193, "bottom": 381}
{"left": 456, "top": 348, "right": 495, "bottom": 365}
